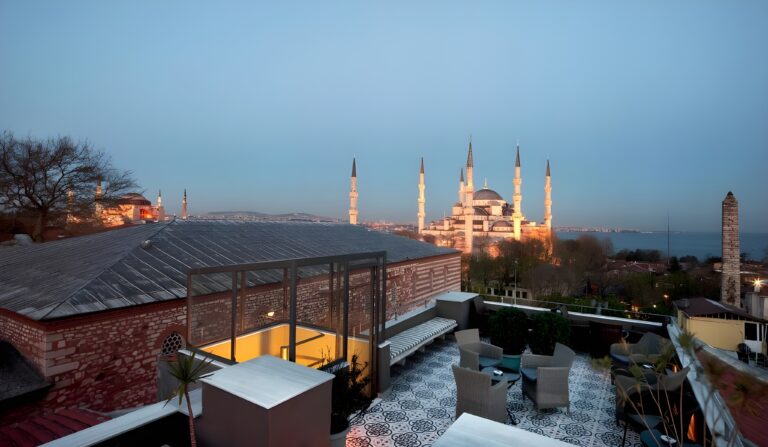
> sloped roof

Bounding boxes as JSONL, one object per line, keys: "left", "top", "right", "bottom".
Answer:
{"left": 0, "top": 220, "right": 456, "bottom": 321}
{"left": 0, "top": 408, "right": 109, "bottom": 446}
{"left": 697, "top": 349, "right": 768, "bottom": 446}
{"left": 675, "top": 297, "right": 762, "bottom": 322}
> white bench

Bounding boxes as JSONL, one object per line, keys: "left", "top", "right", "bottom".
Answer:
{"left": 386, "top": 317, "right": 457, "bottom": 366}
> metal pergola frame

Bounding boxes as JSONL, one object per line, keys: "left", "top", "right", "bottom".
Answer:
{"left": 185, "top": 251, "right": 387, "bottom": 391}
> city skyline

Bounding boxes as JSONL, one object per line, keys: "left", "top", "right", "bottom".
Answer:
{"left": 2, "top": 1, "right": 767, "bottom": 231}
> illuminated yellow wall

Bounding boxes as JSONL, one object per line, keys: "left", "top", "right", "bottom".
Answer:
{"left": 203, "top": 324, "right": 289, "bottom": 362}
{"left": 682, "top": 316, "right": 744, "bottom": 351}
{"left": 202, "top": 324, "right": 371, "bottom": 368}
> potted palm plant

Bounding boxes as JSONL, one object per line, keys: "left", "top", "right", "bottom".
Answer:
{"left": 327, "top": 354, "right": 372, "bottom": 447}
{"left": 165, "top": 352, "right": 213, "bottom": 447}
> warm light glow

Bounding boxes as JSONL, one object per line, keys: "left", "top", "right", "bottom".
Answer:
{"left": 267, "top": 311, "right": 275, "bottom": 318}
{"left": 687, "top": 413, "right": 697, "bottom": 442}
{"left": 663, "top": 294, "right": 669, "bottom": 299}
{"left": 653, "top": 304, "right": 657, "bottom": 308}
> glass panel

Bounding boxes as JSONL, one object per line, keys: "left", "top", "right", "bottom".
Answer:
{"left": 188, "top": 271, "right": 235, "bottom": 361}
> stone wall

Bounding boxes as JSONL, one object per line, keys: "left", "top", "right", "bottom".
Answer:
{"left": 721, "top": 192, "right": 740, "bottom": 307}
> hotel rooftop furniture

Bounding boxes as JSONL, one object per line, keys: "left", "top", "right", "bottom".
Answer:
{"left": 640, "top": 429, "right": 701, "bottom": 447}
{"left": 452, "top": 364, "right": 508, "bottom": 424}
{"left": 198, "top": 355, "right": 333, "bottom": 447}
{"left": 481, "top": 366, "right": 520, "bottom": 389}
{"left": 520, "top": 342, "right": 575, "bottom": 412}
{"left": 454, "top": 328, "right": 503, "bottom": 369}
{"left": 615, "top": 367, "right": 690, "bottom": 447}
{"left": 384, "top": 316, "right": 457, "bottom": 367}
{"left": 610, "top": 332, "right": 671, "bottom": 371}
{"left": 433, "top": 413, "right": 572, "bottom": 447}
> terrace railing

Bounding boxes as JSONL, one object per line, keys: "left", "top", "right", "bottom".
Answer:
{"left": 482, "top": 293, "right": 671, "bottom": 323}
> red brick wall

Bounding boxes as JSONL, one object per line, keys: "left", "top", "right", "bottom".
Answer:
{"left": 0, "top": 302, "right": 186, "bottom": 424}
{"left": 0, "top": 253, "right": 460, "bottom": 425}
{"left": 0, "top": 311, "right": 46, "bottom": 372}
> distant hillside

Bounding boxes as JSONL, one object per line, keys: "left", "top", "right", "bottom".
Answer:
{"left": 204, "top": 211, "right": 340, "bottom": 222}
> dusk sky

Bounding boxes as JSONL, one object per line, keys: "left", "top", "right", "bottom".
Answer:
{"left": 1, "top": 1, "right": 767, "bottom": 232}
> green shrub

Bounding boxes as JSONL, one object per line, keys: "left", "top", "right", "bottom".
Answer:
{"left": 488, "top": 307, "right": 529, "bottom": 355}
{"left": 529, "top": 312, "right": 571, "bottom": 355}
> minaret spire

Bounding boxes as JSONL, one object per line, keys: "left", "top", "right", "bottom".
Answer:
{"left": 458, "top": 168, "right": 465, "bottom": 205}
{"left": 349, "top": 158, "right": 359, "bottom": 224}
{"left": 544, "top": 159, "right": 552, "bottom": 230}
{"left": 181, "top": 189, "right": 188, "bottom": 220}
{"left": 417, "top": 157, "right": 426, "bottom": 234}
{"left": 156, "top": 190, "right": 166, "bottom": 222}
{"left": 464, "top": 138, "right": 475, "bottom": 253}
{"left": 512, "top": 144, "right": 523, "bottom": 241}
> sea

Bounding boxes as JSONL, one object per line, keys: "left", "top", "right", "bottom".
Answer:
{"left": 555, "top": 231, "right": 768, "bottom": 262}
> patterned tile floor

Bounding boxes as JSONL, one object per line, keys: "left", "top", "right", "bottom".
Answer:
{"left": 347, "top": 337, "right": 641, "bottom": 447}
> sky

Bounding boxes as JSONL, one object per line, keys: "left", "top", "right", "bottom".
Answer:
{"left": 1, "top": 1, "right": 767, "bottom": 232}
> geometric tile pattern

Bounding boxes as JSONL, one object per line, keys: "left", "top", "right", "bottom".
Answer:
{"left": 347, "top": 337, "right": 641, "bottom": 447}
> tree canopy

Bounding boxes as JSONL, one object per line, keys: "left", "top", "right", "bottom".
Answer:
{"left": 0, "top": 132, "right": 137, "bottom": 240}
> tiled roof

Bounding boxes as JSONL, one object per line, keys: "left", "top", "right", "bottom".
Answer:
{"left": 0, "top": 408, "right": 109, "bottom": 446}
{"left": 0, "top": 220, "right": 456, "bottom": 321}
{"left": 0, "top": 342, "right": 50, "bottom": 403}
{"left": 675, "top": 297, "right": 763, "bottom": 322}
{"left": 698, "top": 350, "right": 768, "bottom": 446}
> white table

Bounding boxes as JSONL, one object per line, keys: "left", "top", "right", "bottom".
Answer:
{"left": 433, "top": 413, "right": 572, "bottom": 447}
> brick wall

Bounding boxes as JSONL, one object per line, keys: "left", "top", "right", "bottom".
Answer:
{"left": 0, "top": 302, "right": 186, "bottom": 424}
{"left": 0, "top": 252, "right": 461, "bottom": 424}
{"left": 0, "top": 311, "right": 46, "bottom": 372}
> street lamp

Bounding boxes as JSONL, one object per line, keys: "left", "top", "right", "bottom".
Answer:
{"left": 514, "top": 260, "right": 518, "bottom": 302}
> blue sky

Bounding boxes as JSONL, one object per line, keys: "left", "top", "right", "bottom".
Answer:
{"left": 1, "top": 1, "right": 767, "bottom": 231}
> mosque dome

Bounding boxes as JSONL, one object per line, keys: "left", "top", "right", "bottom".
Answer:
{"left": 474, "top": 188, "right": 504, "bottom": 201}
{"left": 118, "top": 193, "right": 152, "bottom": 206}
{"left": 492, "top": 220, "right": 513, "bottom": 229}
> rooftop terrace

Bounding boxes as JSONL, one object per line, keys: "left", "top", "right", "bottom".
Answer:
{"left": 348, "top": 337, "right": 641, "bottom": 447}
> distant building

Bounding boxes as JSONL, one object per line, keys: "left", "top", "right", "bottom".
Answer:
{"left": 98, "top": 192, "right": 164, "bottom": 226}
{"left": 420, "top": 140, "right": 553, "bottom": 253}
{"left": 675, "top": 297, "right": 766, "bottom": 354}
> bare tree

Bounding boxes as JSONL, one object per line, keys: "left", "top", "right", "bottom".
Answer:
{"left": 0, "top": 132, "right": 137, "bottom": 241}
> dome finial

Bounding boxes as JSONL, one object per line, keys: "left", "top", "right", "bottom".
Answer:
{"left": 483, "top": 178, "right": 488, "bottom": 189}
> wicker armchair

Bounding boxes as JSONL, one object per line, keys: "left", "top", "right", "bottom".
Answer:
{"left": 452, "top": 364, "right": 508, "bottom": 423}
{"left": 614, "top": 366, "right": 689, "bottom": 425}
{"left": 610, "top": 333, "right": 670, "bottom": 370}
{"left": 520, "top": 343, "right": 575, "bottom": 411}
{"left": 455, "top": 328, "right": 503, "bottom": 369}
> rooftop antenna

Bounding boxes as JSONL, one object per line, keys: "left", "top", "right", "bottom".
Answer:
{"left": 667, "top": 212, "right": 671, "bottom": 264}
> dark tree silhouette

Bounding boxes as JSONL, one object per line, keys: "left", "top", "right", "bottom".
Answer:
{"left": 0, "top": 132, "right": 137, "bottom": 241}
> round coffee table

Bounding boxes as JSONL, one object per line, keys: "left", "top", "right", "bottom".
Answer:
{"left": 481, "top": 366, "right": 521, "bottom": 387}
{"left": 481, "top": 366, "right": 521, "bottom": 425}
